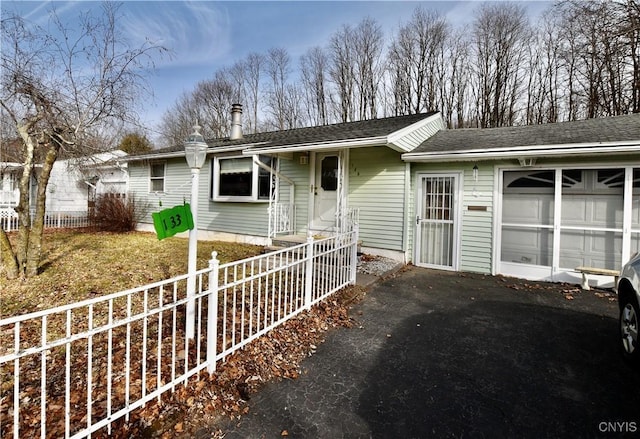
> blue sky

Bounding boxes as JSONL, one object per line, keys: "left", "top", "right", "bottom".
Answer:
{"left": 3, "top": 1, "right": 551, "bottom": 138}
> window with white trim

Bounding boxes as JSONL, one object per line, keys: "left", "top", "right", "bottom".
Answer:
{"left": 149, "top": 162, "right": 165, "bottom": 192}
{"left": 211, "top": 155, "right": 277, "bottom": 202}
{"left": 0, "top": 172, "right": 16, "bottom": 191}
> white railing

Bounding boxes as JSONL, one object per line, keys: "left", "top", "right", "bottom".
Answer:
{"left": 0, "top": 210, "right": 91, "bottom": 232}
{"left": 0, "top": 227, "right": 359, "bottom": 438}
{"left": 338, "top": 207, "right": 360, "bottom": 233}
{"left": 269, "top": 203, "right": 296, "bottom": 237}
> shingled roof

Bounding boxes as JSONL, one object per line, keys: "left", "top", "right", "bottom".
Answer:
{"left": 128, "top": 112, "right": 438, "bottom": 160}
{"left": 404, "top": 114, "right": 640, "bottom": 161}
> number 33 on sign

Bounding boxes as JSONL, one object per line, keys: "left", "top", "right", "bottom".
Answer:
{"left": 152, "top": 204, "right": 194, "bottom": 240}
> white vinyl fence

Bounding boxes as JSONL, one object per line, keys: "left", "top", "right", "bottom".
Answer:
{"left": 0, "top": 228, "right": 358, "bottom": 438}
{"left": 0, "top": 210, "right": 91, "bottom": 232}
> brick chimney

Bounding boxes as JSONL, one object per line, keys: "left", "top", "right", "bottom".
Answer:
{"left": 230, "top": 104, "right": 243, "bottom": 140}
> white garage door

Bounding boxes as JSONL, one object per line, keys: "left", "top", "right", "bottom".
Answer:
{"left": 500, "top": 168, "right": 626, "bottom": 280}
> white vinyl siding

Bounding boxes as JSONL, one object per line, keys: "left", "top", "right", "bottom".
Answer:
{"left": 348, "top": 147, "right": 406, "bottom": 252}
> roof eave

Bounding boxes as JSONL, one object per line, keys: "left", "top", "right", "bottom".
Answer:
{"left": 387, "top": 112, "right": 444, "bottom": 152}
{"left": 242, "top": 136, "right": 389, "bottom": 155}
{"left": 402, "top": 141, "right": 640, "bottom": 163}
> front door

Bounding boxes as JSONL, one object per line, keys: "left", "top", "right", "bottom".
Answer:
{"left": 415, "top": 173, "right": 460, "bottom": 269}
{"left": 311, "top": 153, "right": 339, "bottom": 230}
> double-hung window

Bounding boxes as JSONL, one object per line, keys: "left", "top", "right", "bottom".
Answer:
{"left": 212, "top": 155, "right": 277, "bottom": 202}
{"left": 149, "top": 162, "right": 166, "bottom": 192}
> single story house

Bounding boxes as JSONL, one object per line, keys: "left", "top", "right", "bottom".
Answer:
{"left": 403, "top": 113, "right": 640, "bottom": 288}
{"left": 125, "top": 106, "right": 640, "bottom": 288}
{"left": 1, "top": 147, "right": 128, "bottom": 213}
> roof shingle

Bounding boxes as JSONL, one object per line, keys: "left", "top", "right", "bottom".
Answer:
{"left": 411, "top": 114, "right": 640, "bottom": 154}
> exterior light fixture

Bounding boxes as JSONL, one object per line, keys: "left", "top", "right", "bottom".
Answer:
{"left": 473, "top": 164, "right": 479, "bottom": 182}
{"left": 184, "top": 123, "right": 208, "bottom": 339}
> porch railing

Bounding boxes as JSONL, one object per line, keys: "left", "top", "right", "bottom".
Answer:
{"left": 269, "top": 203, "right": 296, "bottom": 237}
{"left": 338, "top": 207, "right": 360, "bottom": 233}
{"left": 0, "top": 227, "right": 359, "bottom": 439}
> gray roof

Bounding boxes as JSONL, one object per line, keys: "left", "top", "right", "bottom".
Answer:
{"left": 133, "top": 112, "right": 436, "bottom": 158}
{"left": 410, "top": 114, "right": 640, "bottom": 155}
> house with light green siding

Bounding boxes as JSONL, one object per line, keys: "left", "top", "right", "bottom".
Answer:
{"left": 124, "top": 107, "right": 444, "bottom": 261}
{"left": 403, "top": 113, "right": 640, "bottom": 289}
{"left": 125, "top": 107, "right": 640, "bottom": 289}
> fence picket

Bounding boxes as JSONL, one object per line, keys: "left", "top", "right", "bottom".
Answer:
{"left": 0, "top": 228, "right": 358, "bottom": 438}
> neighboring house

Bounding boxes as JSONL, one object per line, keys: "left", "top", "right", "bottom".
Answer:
{"left": 0, "top": 146, "right": 128, "bottom": 213}
{"left": 46, "top": 150, "right": 129, "bottom": 213}
{"left": 125, "top": 106, "right": 640, "bottom": 288}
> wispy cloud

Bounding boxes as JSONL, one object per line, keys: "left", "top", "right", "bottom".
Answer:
{"left": 118, "top": 1, "right": 232, "bottom": 69}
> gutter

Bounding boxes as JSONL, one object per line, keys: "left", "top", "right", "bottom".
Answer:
{"left": 242, "top": 136, "right": 389, "bottom": 155}
{"left": 402, "top": 141, "right": 640, "bottom": 162}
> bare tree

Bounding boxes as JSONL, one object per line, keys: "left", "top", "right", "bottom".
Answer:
{"left": 243, "top": 52, "right": 265, "bottom": 133}
{"left": 352, "top": 17, "right": 384, "bottom": 120}
{"left": 0, "top": 2, "right": 165, "bottom": 278}
{"left": 159, "top": 91, "right": 199, "bottom": 147}
{"left": 471, "top": 2, "right": 531, "bottom": 127}
{"left": 443, "top": 30, "right": 472, "bottom": 127}
{"left": 387, "top": 7, "right": 449, "bottom": 116}
{"left": 194, "top": 71, "right": 235, "bottom": 137}
{"left": 300, "top": 46, "right": 330, "bottom": 125}
{"left": 328, "top": 24, "right": 356, "bottom": 122}
{"left": 264, "top": 47, "right": 292, "bottom": 130}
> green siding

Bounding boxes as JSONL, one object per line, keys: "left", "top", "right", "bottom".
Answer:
{"left": 278, "top": 153, "right": 311, "bottom": 235}
{"left": 130, "top": 157, "right": 270, "bottom": 236}
{"left": 348, "top": 147, "right": 407, "bottom": 252}
{"left": 409, "top": 162, "right": 495, "bottom": 274}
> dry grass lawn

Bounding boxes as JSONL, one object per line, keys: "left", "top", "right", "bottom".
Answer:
{"left": 0, "top": 230, "right": 264, "bottom": 318}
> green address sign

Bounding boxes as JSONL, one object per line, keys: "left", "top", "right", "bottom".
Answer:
{"left": 152, "top": 204, "right": 194, "bottom": 240}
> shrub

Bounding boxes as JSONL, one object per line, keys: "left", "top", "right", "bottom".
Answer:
{"left": 92, "top": 193, "right": 147, "bottom": 232}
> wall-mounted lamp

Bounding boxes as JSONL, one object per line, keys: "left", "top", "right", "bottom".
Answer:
{"left": 518, "top": 157, "right": 536, "bottom": 167}
{"left": 473, "top": 164, "right": 479, "bottom": 182}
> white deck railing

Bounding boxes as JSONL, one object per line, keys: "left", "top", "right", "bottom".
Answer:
{"left": 0, "top": 227, "right": 358, "bottom": 438}
{"left": 0, "top": 210, "right": 91, "bottom": 232}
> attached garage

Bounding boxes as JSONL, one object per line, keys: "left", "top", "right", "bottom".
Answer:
{"left": 403, "top": 114, "right": 640, "bottom": 288}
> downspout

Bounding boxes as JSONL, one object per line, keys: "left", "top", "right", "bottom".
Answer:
{"left": 402, "top": 161, "right": 411, "bottom": 264}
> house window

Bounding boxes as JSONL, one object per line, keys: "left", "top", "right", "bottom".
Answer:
{"left": 0, "top": 173, "right": 13, "bottom": 191}
{"left": 150, "top": 162, "right": 165, "bottom": 192}
{"left": 212, "top": 155, "right": 277, "bottom": 202}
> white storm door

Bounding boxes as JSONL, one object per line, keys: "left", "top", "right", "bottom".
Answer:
{"left": 415, "top": 174, "right": 460, "bottom": 269}
{"left": 312, "top": 153, "right": 339, "bottom": 230}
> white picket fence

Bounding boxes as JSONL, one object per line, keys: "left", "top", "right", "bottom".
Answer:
{"left": 0, "top": 209, "right": 91, "bottom": 232}
{"left": 0, "top": 228, "right": 359, "bottom": 438}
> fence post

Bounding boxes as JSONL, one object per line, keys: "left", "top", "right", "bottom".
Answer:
{"left": 206, "top": 251, "right": 219, "bottom": 374}
{"left": 350, "top": 224, "right": 359, "bottom": 285}
{"left": 304, "top": 232, "right": 314, "bottom": 309}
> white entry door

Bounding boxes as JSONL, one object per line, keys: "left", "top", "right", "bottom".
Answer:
{"left": 415, "top": 174, "right": 460, "bottom": 269}
{"left": 311, "top": 153, "right": 339, "bottom": 230}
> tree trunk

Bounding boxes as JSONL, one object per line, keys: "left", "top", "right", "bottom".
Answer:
{"left": 0, "top": 227, "right": 19, "bottom": 279}
{"left": 15, "top": 125, "right": 36, "bottom": 274}
{"left": 25, "top": 143, "right": 58, "bottom": 277}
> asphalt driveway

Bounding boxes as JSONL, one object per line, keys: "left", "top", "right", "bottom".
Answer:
{"left": 214, "top": 266, "right": 640, "bottom": 438}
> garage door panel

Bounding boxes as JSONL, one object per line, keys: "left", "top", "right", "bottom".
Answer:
{"left": 592, "top": 197, "right": 623, "bottom": 226}
{"left": 561, "top": 197, "right": 589, "bottom": 225}
{"left": 503, "top": 194, "right": 553, "bottom": 224}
